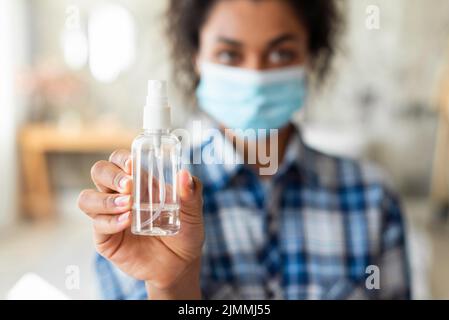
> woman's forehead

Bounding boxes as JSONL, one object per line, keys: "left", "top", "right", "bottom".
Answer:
{"left": 200, "top": 0, "right": 307, "bottom": 46}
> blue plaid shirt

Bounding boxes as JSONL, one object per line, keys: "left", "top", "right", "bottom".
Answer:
{"left": 95, "top": 124, "right": 410, "bottom": 300}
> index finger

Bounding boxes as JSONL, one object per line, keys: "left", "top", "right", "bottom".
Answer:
{"left": 109, "top": 149, "right": 132, "bottom": 175}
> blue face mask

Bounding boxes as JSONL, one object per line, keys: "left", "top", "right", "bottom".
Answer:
{"left": 196, "top": 62, "right": 307, "bottom": 131}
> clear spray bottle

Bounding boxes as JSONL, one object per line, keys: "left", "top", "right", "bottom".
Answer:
{"left": 131, "top": 80, "right": 181, "bottom": 236}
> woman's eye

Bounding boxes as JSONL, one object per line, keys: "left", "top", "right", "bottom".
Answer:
{"left": 216, "top": 50, "right": 241, "bottom": 65}
{"left": 268, "top": 49, "right": 297, "bottom": 65}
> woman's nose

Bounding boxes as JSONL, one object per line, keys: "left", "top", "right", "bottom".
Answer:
{"left": 241, "top": 54, "right": 265, "bottom": 71}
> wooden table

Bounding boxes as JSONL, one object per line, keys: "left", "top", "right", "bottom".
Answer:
{"left": 19, "top": 124, "right": 137, "bottom": 219}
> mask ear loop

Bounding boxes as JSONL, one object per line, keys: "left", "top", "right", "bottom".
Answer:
{"left": 141, "top": 146, "right": 165, "bottom": 228}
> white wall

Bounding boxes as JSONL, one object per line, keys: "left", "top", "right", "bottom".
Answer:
{"left": 0, "top": 0, "right": 28, "bottom": 227}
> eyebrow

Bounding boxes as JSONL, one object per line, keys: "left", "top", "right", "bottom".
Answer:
{"left": 215, "top": 33, "right": 300, "bottom": 49}
{"left": 216, "top": 36, "right": 243, "bottom": 47}
{"left": 267, "top": 33, "right": 300, "bottom": 48}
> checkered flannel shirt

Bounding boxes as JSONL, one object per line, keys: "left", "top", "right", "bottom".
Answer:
{"left": 95, "top": 125, "right": 410, "bottom": 299}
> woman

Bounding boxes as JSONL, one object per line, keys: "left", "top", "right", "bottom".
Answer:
{"left": 78, "top": 0, "right": 410, "bottom": 299}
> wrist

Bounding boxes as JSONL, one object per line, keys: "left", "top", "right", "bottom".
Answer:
{"left": 145, "top": 258, "right": 202, "bottom": 300}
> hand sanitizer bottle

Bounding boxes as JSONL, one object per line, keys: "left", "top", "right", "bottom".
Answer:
{"left": 131, "top": 80, "right": 181, "bottom": 236}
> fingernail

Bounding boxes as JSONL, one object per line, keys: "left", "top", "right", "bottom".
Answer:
{"left": 187, "top": 172, "right": 194, "bottom": 190}
{"left": 119, "top": 176, "right": 130, "bottom": 190}
{"left": 117, "top": 212, "right": 129, "bottom": 223}
{"left": 114, "top": 195, "right": 130, "bottom": 207}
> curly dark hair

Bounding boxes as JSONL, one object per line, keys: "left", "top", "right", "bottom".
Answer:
{"left": 166, "top": 0, "right": 343, "bottom": 96}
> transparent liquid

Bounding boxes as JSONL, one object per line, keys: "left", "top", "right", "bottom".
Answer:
{"left": 131, "top": 130, "right": 181, "bottom": 236}
{"left": 131, "top": 203, "right": 180, "bottom": 236}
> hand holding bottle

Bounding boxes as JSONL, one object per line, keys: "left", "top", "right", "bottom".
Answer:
{"left": 77, "top": 149, "right": 204, "bottom": 298}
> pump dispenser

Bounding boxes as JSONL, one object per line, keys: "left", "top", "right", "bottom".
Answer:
{"left": 143, "top": 80, "right": 171, "bottom": 130}
{"left": 131, "top": 80, "right": 181, "bottom": 236}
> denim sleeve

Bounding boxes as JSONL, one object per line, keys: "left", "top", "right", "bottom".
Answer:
{"left": 94, "top": 253, "right": 147, "bottom": 300}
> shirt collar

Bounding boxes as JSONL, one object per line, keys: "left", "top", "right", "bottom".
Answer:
{"left": 196, "top": 122, "right": 319, "bottom": 191}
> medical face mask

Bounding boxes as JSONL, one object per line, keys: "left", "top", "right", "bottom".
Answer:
{"left": 196, "top": 62, "right": 307, "bottom": 131}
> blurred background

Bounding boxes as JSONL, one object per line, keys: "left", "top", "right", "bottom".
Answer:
{"left": 1, "top": 0, "right": 449, "bottom": 299}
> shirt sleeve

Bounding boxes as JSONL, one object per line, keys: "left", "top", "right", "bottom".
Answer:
{"left": 376, "top": 188, "right": 412, "bottom": 299}
{"left": 94, "top": 253, "right": 147, "bottom": 300}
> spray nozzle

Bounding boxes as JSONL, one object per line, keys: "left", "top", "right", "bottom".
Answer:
{"left": 143, "top": 80, "right": 171, "bottom": 130}
{"left": 146, "top": 80, "right": 168, "bottom": 107}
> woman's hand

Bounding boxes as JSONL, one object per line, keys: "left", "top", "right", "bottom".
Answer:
{"left": 78, "top": 149, "right": 204, "bottom": 299}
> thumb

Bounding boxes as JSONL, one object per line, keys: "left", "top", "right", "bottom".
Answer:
{"left": 178, "top": 169, "right": 203, "bottom": 219}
